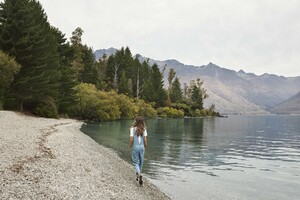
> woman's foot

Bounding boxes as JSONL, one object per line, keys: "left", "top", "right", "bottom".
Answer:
{"left": 139, "top": 175, "right": 143, "bottom": 185}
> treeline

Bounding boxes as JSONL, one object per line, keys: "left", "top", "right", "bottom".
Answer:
{"left": 0, "top": 0, "right": 220, "bottom": 120}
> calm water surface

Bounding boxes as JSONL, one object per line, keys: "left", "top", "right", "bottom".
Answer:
{"left": 81, "top": 115, "right": 300, "bottom": 200}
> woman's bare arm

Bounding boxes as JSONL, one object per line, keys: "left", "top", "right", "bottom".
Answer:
{"left": 144, "top": 136, "right": 147, "bottom": 148}
{"left": 129, "top": 136, "right": 134, "bottom": 149}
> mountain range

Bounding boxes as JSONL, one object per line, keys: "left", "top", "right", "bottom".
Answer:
{"left": 271, "top": 92, "right": 300, "bottom": 114}
{"left": 94, "top": 48, "right": 300, "bottom": 114}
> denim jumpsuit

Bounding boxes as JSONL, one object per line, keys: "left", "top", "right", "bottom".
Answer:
{"left": 131, "top": 128, "right": 146, "bottom": 175}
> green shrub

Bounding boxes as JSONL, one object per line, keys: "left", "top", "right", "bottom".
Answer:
{"left": 157, "top": 107, "right": 184, "bottom": 118}
{"left": 0, "top": 51, "right": 21, "bottom": 111}
{"left": 96, "top": 91, "right": 120, "bottom": 121}
{"left": 193, "top": 109, "right": 204, "bottom": 117}
{"left": 111, "top": 92, "right": 138, "bottom": 119}
{"left": 73, "top": 83, "right": 179, "bottom": 121}
{"left": 193, "top": 109, "right": 202, "bottom": 117}
{"left": 193, "top": 109, "right": 216, "bottom": 117}
{"left": 73, "top": 83, "right": 100, "bottom": 120}
{"left": 203, "top": 109, "right": 208, "bottom": 116}
{"left": 206, "top": 110, "right": 213, "bottom": 116}
{"left": 136, "top": 99, "right": 157, "bottom": 118}
{"left": 73, "top": 83, "right": 122, "bottom": 121}
{"left": 0, "top": 51, "right": 21, "bottom": 92}
{"left": 171, "top": 103, "right": 192, "bottom": 116}
{"left": 212, "top": 111, "right": 222, "bottom": 117}
{"left": 34, "top": 97, "right": 58, "bottom": 118}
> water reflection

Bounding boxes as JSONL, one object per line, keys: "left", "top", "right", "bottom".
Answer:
{"left": 145, "top": 118, "right": 207, "bottom": 178}
{"left": 81, "top": 115, "right": 300, "bottom": 200}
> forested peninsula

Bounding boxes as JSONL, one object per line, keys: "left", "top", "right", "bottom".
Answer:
{"left": 0, "top": 0, "right": 220, "bottom": 121}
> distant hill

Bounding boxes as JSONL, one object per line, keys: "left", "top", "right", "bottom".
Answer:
{"left": 94, "top": 47, "right": 117, "bottom": 61}
{"left": 271, "top": 91, "right": 300, "bottom": 114}
{"left": 94, "top": 48, "right": 300, "bottom": 114}
{"left": 137, "top": 56, "right": 300, "bottom": 114}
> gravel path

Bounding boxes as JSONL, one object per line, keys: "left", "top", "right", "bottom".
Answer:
{"left": 0, "top": 111, "right": 170, "bottom": 200}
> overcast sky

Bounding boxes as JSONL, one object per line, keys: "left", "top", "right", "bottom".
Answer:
{"left": 37, "top": 0, "right": 300, "bottom": 76}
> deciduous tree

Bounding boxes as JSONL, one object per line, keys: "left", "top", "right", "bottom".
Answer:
{"left": 0, "top": 51, "right": 21, "bottom": 105}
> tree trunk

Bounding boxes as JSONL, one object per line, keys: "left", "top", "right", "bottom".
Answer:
{"left": 19, "top": 99, "right": 24, "bottom": 112}
{"left": 113, "top": 64, "right": 119, "bottom": 92}
{"left": 136, "top": 68, "right": 139, "bottom": 100}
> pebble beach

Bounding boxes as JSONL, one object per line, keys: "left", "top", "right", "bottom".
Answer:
{"left": 0, "top": 111, "right": 169, "bottom": 200}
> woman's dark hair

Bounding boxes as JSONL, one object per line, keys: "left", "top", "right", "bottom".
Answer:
{"left": 132, "top": 116, "right": 146, "bottom": 137}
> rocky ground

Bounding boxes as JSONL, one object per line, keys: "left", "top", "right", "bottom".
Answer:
{"left": 0, "top": 111, "right": 169, "bottom": 200}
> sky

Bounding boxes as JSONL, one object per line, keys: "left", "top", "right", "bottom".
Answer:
{"left": 30, "top": 1, "right": 300, "bottom": 76}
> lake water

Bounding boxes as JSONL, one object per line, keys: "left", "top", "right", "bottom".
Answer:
{"left": 81, "top": 115, "right": 300, "bottom": 200}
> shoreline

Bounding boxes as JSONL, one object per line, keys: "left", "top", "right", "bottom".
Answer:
{"left": 0, "top": 111, "right": 169, "bottom": 199}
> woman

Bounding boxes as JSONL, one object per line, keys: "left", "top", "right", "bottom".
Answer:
{"left": 129, "top": 116, "right": 147, "bottom": 186}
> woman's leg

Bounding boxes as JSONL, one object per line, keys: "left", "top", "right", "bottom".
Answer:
{"left": 138, "top": 149, "right": 145, "bottom": 185}
{"left": 139, "top": 149, "right": 145, "bottom": 174}
{"left": 132, "top": 149, "right": 140, "bottom": 175}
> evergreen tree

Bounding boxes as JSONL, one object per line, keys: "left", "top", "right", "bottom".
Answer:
{"left": 188, "top": 78, "right": 208, "bottom": 110}
{"left": 70, "top": 27, "right": 98, "bottom": 84}
{"left": 123, "top": 47, "right": 134, "bottom": 79}
{"left": 0, "top": 0, "right": 60, "bottom": 111}
{"left": 183, "top": 83, "right": 188, "bottom": 98}
{"left": 105, "top": 49, "right": 125, "bottom": 91}
{"left": 141, "top": 64, "right": 167, "bottom": 107}
{"left": 118, "top": 71, "right": 131, "bottom": 95}
{"left": 195, "top": 78, "right": 208, "bottom": 99}
{"left": 191, "top": 85, "right": 203, "bottom": 109}
{"left": 151, "top": 64, "right": 167, "bottom": 107}
{"left": 80, "top": 45, "right": 97, "bottom": 84}
{"left": 170, "top": 77, "right": 183, "bottom": 103}
{"left": 70, "top": 27, "right": 84, "bottom": 80}
{"left": 127, "top": 78, "right": 134, "bottom": 97}
{"left": 141, "top": 79, "right": 154, "bottom": 102}
{"left": 133, "top": 57, "right": 149, "bottom": 99}
{"left": 51, "top": 27, "right": 77, "bottom": 114}
{"left": 95, "top": 56, "right": 108, "bottom": 90}
{"left": 104, "top": 55, "right": 116, "bottom": 90}
{"left": 168, "top": 68, "right": 176, "bottom": 92}
{"left": 167, "top": 68, "right": 176, "bottom": 104}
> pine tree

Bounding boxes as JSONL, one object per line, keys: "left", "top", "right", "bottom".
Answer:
{"left": 141, "top": 79, "right": 154, "bottom": 102}
{"left": 141, "top": 64, "right": 167, "bottom": 107}
{"left": 105, "top": 47, "right": 137, "bottom": 92}
{"left": 118, "top": 71, "right": 130, "bottom": 95}
{"left": 132, "top": 57, "right": 149, "bottom": 99}
{"left": 167, "top": 68, "right": 176, "bottom": 104}
{"left": 105, "top": 49, "right": 123, "bottom": 90}
{"left": 51, "top": 27, "right": 77, "bottom": 115}
{"left": 189, "top": 78, "right": 208, "bottom": 110}
{"left": 191, "top": 85, "right": 203, "bottom": 109}
{"left": 152, "top": 64, "right": 167, "bottom": 107}
{"left": 123, "top": 47, "right": 133, "bottom": 76}
{"left": 168, "top": 68, "right": 176, "bottom": 92}
{"left": 94, "top": 58, "right": 108, "bottom": 90}
{"left": 80, "top": 45, "right": 97, "bottom": 84}
{"left": 70, "top": 27, "right": 84, "bottom": 80}
{"left": 170, "top": 77, "right": 183, "bottom": 103}
{"left": 0, "top": 0, "right": 60, "bottom": 111}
